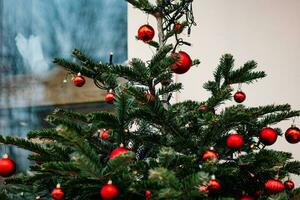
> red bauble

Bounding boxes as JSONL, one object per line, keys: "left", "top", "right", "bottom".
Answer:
{"left": 285, "top": 126, "right": 300, "bottom": 144}
{"left": 99, "top": 129, "right": 111, "bottom": 140}
{"left": 145, "top": 190, "right": 152, "bottom": 200}
{"left": 264, "top": 179, "right": 285, "bottom": 195}
{"left": 226, "top": 134, "right": 244, "bottom": 149}
{"left": 174, "top": 22, "right": 183, "bottom": 34}
{"left": 208, "top": 177, "right": 221, "bottom": 191}
{"left": 105, "top": 90, "right": 116, "bottom": 104}
{"left": 73, "top": 73, "right": 86, "bottom": 87}
{"left": 146, "top": 91, "right": 155, "bottom": 101}
{"left": 100, "top": 180, "right": 119, "bottom": 200}
{"left": 259, "top": 127, "right": 278, "bottom": 146}
{"left": 170, "top": 51, "right": 192, "bottom": 74}
{"left": 137, "top": 24, "right": 155, "bottom": 42}
{"left": 109, "top": 145, "right": 130, "bottom": 160}
{"left": 234, "top": 91, "right": 246, "bottom": 103}
{"left": 51, "top": 184, "right": 65, "bottom": 200}
{"left": 240, "top": 195, "right": 254, "bottom": 200}
{"left": 0, "top": 154, "right": 16, "bottom": 177}
{"left": 284, "top": 180, "right": 295, "bottom": 190}
{"left": 202, "top": 148, "right": 219, "bottom": 161}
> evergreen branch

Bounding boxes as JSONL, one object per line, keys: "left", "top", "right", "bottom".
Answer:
{"left": 110, "top": 64, "right": 149, "bottom": 85}
{"left": 53, "top": 108, "right": 88, "bottom": 123}
{"left": 148, "top": 44, "right": 173, "bottom": 76}
{"left": 87, "top": 112, "right": 119, "bottom": 125}
{"left": 154, "top": 72, "right": 173, "bottom": 86}
{"left": 72, "top": 49, "right": 99, "bottom": 70}
{"left": 125, "top": 0, "right": 156, "bottom": 13}
{"left": 283, "top": 161, "right": 300, "bottom": 175}
{"left": 130, "top": 58, "right": 150, "bottom": 79}
{"left": 258, "top": 111, "right": 300, "bottom": 126}
{"left": 46, "top": 115, "right": 82, "bottom": 133}
{"left": 41, "top": 161, "right": 81, "bottom": 174}
{"left": 246, "top": 104, "right": 292, "bottom": 117}
{"left": 158, "top": 83, "right": 182, "bottom": 96}
{"left": 27, "top": 128, "right": 62, "bottom": 140}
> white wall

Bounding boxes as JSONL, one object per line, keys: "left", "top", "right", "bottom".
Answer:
{"left": 128, "top": 0, "right": 300, "bottom": 184}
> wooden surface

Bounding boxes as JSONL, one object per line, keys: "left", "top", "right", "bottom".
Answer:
{"left": 0, "top": 67, "right": 106, "bottom": 109}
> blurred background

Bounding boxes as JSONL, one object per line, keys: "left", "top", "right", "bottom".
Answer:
{"left": 0, "top": 0, "right": 127, "bottom": 170}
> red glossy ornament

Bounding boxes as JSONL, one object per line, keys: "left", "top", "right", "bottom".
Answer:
{"left": 109, "top": 144, "right": 130, "bottom": 160}
{"left": 264, "top": 179, "right": 285, "bottom": 195}
{"left": 99, "top": 129, "right": 110, "bottom": 140}
{"left": 285, "top": 126, "right": 300, "bottom": 144}
{"left": 259, "top": 127, "right": 278, "bottom": 146}
{"left": 170, "top": 51, "right": 192, "bottom": 74}
{"left": 284, "top": 180, "right": 295, "bottom": 190}
{"left": 51, "top": 184, "right": 65, "bottom": 200}
{"left": 137, "top": 24, "right": 155, "bottom": 42}
{"left": 145, "top": 190, "right": 151, "bottom": 200}
{"left": 145, "top": 91, "right": 155, "bottom": 101}
{"left": 208, "top": 176, "right": 221, "bottom": 191}
{"left": 240, "top": 195, "right": 254, "bottom": 200}
{"left": 100, "top": 180, "right": 119, "bottom": 200}
{"left": 73, "top": 73, "right": 86, "bottom": 87}
{"left": 226, "top": 134, "right": 244, "bottom": 149}
{"left": 105, "top": 90, "right": 116, "bottom": 104}
{"left": 174, "top": 22, "right": 183, "bottom": 34}
{"left": 202, "top": 148, "right": 219, "bottom": 161}
{"left": 0, "top": 154, "right": 16, "bottom": 177}
{"left": 234, "top": 91, "right": 246, "bottom": 103}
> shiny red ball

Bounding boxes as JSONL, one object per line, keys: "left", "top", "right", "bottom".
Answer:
{"left": 284, "top": 180, "right": 295, "bottom": 190}
{"left": 73, "top": 74, "right": 86, "bottom": 87}
{"left": 240, "top": 195, "right": 255, "bottom": 200}
{"left": 100, "top": 182, "right": 119, "bottom": 200}
{"left": 109, "top": 146, "right": 130, "bottom": 160}
{"left": 99, "top": 129, "right": 110, "bottom": 140}
{"left": 137, "top": 24, "right": 155, "bottom": 42}
{"left": 208, "top": 178, "right": 221, "bottom": 191}
{"left": 51, "top": 186, "right": 65, "bottom": 200}
{"left": 226, "top": 134, "right": 244, "bottom": 149}
{"left": 285, "top": 126, "right": 300, "bottom": 144}
{"left": 234, "top": 91, "right": 246, "bottom": 103}
{"left": 105, "top": 91, "right": 116, "bottom": 104}
{"left": 264, "top": 179, "right": 285, "bottom": 195}
{"left": 202, "top": 149, "right": 219, "bottom": 161}
{"left": 260, "top": 127, "right": 278, "bottom": 146}
{"left": 0, "top": 155, "right": 16, "bottom": 177}
{"left": 174, "top": 22, "right": 183, "bottom": 34}
{"left": 170, "top": 51, "right": 192, "bottom": 74}
{"left": 145, "top": 190, "right": 152, "bottom": 200}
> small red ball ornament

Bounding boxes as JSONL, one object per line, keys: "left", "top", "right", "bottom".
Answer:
{"left": 208, "top": 176, "right": 221, "bottom": 191}
{"left": 284, "top": 180, "right": 295, "bottom": 190}
{"left": 285, "top": 126, "right": 300, "bottom": 144}
{"left": 100, "top": 180, "right": 119, "bottom": 200}
{"left": 264, "top": 179, "right": 285, "bottom": 195}
{"left": 259, "top": 127, "right": 278, "bottom": 146}
{"left": 73, "top": 73, "right": 86, "bottom": 87}
{"left": 137, "top": 24, "right": 155, "bottom": 42}
{"left": 174, "top": 22, "right": 183, "bottom": 34}
{"left": 0, "top": 154, "right": 16, "bottom": 177}
{"left": 240, "top": 195, "right": 254, "bottom": 200}
{"left": 170, "top": 51, "right": 192, "bottom": 74}
{"left": 109, "top": 144, "right": 130, "bottom": 160}
{"left": 234, "top": 91, "right": 246, "bottom": 103}
{"left": 51, "top": 184, "right": 65, "bottom": 200}
{"left": 145, "top": 190, "right": 152, "bottom": 200}
{"left": 99, "top": 129, "right": 111, "bottom": 140}
{"left": 105, "top": 89, "right": 116, "bottom": 104}
{"left": 226, "top": 134, "right": 244, "bottom": 149}
{"left": 145, "top": 91, "right": 155, "bottom": 101}
{"left": 202, "top": 148, "right": 219, "bottom": 161}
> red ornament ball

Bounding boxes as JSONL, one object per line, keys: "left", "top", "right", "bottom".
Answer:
{"left": 208, "top": 177, "right": 221, "bottom": 191}
{"left": 145, "top": 190, "right": 152, "bottom": 200}
{"left": 226, "top": 134, "right": 244, "bottom": 149}
{"left": 109, "top": 145, "right": 130, "bottom": 160}
{"left": 51, "top": 184, "right": 65, "bottom": 200}
{"left": 105, "top": 90, "right": 116, "bottom": 104}
{"left": 73, "top": 73, "right": 86, "bottom": 87}
{"left": 240, "top": 195, "right": 255, "bottom": 200}
{"left": 174, "top": 22, "right": 183, "bottom": 34}
{"left": 285, "top": 126, "right": 300, "bottom": 144}
{"left": 260, "top": 127, "right": 278, "bottom": 146}
{"left": 170, "top": 51, "right": 192, "bottom": 74}
{"left": 284, "top": 180, "right": 295, "bottom": 190}
{"left": 99, "top": 129, "right": 111, "bottom": 140}
{"left": 202, "top": 148, "right": 219, "bottom": 161}
{"left": 146, "top": 91, "right": 155, "bottom": 101}
{"left": 234, "top": 91, "right": 246, "bottom": 103}
{"left": 137, "top": 24, "right": 155, "bottom": 42}
{"left": 100, "top": 180, "right": 119, "bottom": 200}
{"left": 0, "top": 154, "right": 16, "bottom": 177}
{"left": 264, "top": 179, "right": 285, "bottom": 195}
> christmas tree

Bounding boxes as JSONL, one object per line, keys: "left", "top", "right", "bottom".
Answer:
{"left": 1, "top": 0, "right": 300, "bottom": 199}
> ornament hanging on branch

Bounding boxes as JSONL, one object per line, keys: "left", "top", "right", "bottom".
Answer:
{"left": 202, "top": 147, "right": 219, "bottom": 161}
{"left": 145, "top": 90, "right": 155, "bottom": 101}
{"left": 100, "top": 180, "right": 119, "bottom": 200}
{"left": 208, "top": 175, "right": 221, "bottom": 191}
{"left": 0, "top": 154, "right": 16, "bottom": 177}
{"left": 239, "top": 195, "right": 255, "bottom": 200}
{"left": 105, "top": 89, "right": 116, "bottom": 104}
{"left": 73, "top": 73, "right": 86, "bottom": 87}
{"left": 145, "top": 190, "right": 152, "bottom": 200}
{"left": 285, "top": 125, "right": 300, "bottom": 144}
{"left": 98, "top": 129, "right": 111, "bottom": 140}
{"left": 51, "top": 184, "right": 65, "bottom": 200}
{"left": 259, "top": 127, "right": 278, "bottom": 146}
{"left": 226, "top": 133, "right": 244, "bottom": 149}
{"left": 138, "top": 24, "right": 155, "bottom": 43}
{"left": 170, "top": 51, "right": 192, "bottom": 74}
{"left": 284, "top": 179, "right": 295, "bottom": 190}
{"left": 173, "top": 22, "right": 183, "bottom": 34}
{"left": 264, "top": 178, "right": 285, "bottom": 195}
{"left": 234, "top": 90, "right": 246, "bottom": 103}
{"left": 109, "top": 144, "right": 130, "bottom": 160}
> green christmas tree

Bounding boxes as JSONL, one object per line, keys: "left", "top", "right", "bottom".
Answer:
{"left": 1, "top": 0, "right": 300, "bottom": 199}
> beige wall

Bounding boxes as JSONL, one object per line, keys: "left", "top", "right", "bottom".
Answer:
{"left": 129, "top": 0, "right": 300, "bottom": 184}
